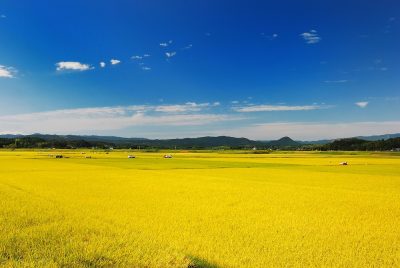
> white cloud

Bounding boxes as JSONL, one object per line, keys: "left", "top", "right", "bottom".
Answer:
{"left": 324, "top": 80, "right": 348, "bottom": 83}
{"left": 0, "top": 65, "right": 16, "bottom": 78}
{"left": 100, "top": 62, "right": 106, "bottom": 68}
{"left": 110, "top": 59, "right": 121, "bottom": 65}
{"left": 143, "top": 54, "right": 150, "bottom": 57}
{"left": 154, "top": 102, "right": 211, "bottom": 113}
{"left": 166, "top": 52, "right": 177, "bottom": 58}
{"left": 233, "top": 104, "right": 325, "bottom": 112}
{"left": 142, "top": 66, "right": 151, "bottom": 71}
{"left": 300, "top": 30, "right": 321, "bottom": 44}
{"left": 131, "top": 55, "right": 143, "bottom": 60}
{"left": 0, "top": 105, "right": 240, "bottom": 134}
{"left": 217, "top": 121, "right": 400, "bottom": 140}
{"left": 160, "top": 41, "right": 172, "bottom": 47}
{"left": 56, "top": 61, "right": 92, "bottom": 71}
{"left": 355, "top": 101, "right": 368, "bottom": 108}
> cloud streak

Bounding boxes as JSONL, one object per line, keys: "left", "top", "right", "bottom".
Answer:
{"left": 160, "top": 40, "right": 173, "bottom": 47}
{"left": 154, "top": 102, "right": 217, "bottom": 113}
{"left": 355, "top": 101, "right": 368, "bottom": 108}
{"left": 182, "top": 44, "right": 193, "bottom": 50}
{"left": 0, "top": 103, "right": 240, "bottom": 134}
{"left": 56, "top": 61, "right": 92, "bottom": 71}
{"left": 110, "top": 59, "right": 121, "bottom": 65}
{"left": 131, "top": 55, "right": 143, "bottom": 60}
{"left": 300, "top": 30, "right": 321, "bottom": 44}
{"left": 233, "top": 104, "right": 326, "bottom": 112}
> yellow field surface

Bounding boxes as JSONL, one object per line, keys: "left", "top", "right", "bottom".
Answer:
{"left": 0, "top": 150, "right": 399, "bottom": 267}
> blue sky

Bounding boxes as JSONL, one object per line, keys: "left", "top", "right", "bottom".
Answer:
{"left": 0, "top": 0, "right": 399, "bottom": 139}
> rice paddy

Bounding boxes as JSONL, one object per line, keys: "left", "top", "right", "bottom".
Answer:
{"left": 0, "top": 150, "right": 399, "bottom": 267}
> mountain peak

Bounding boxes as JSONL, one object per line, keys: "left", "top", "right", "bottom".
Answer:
{"left": 278, "top": 136, "right": 294, "bottom": 142}
{"left": 264, "top": 136, "right": 299, "bottom": 147}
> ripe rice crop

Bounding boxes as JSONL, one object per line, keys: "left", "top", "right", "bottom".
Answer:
{"left": 0, "top": 150, "right": 399, "bottom": 267}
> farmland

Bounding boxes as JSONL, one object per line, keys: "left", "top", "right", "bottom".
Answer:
{"left": 0, "top": 150, "right": 400, "bottom": 267}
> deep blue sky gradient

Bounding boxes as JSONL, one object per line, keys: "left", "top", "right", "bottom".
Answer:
{"left": 0, "top": 0, "right": 399, "bottom": 138}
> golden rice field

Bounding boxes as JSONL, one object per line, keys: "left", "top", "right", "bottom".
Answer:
{"left": 0, "top": 150, "right": 400, "bottom": 267}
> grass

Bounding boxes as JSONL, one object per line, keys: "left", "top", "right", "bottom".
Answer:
{"left": 0, "top": 150, "right": 400, "bottom": 267}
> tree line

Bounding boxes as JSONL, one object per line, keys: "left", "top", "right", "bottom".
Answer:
{"left": 1, "top": 136, "right": 400, "bottom": 151}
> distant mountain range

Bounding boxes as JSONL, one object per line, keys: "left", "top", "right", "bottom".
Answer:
{"left": 355, "top": 133, "right": 400, "bottom": 141}
{"left": 299, "top": 133, "right": 400, "bottom": 145}
{"left": 0, "top": 133, "right": 399, "bottom": 149}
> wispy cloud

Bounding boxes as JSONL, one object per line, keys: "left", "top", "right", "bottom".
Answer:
{"left": 166, "top": 52, "right": 177, "bottom": 58}
{"left": 141, "top": 66, "right": 151, "bottom": 71}
{"left": 182, "top": 44, "right": 193, "bottom": 50}
{"left": 110, "top": 59, "right": 121, "bottom": 65}
{"left": 0, "top": 65, "right": 16, "bottom": 78}
{"left": 131, "top": 55, "right": 143, "bottom": 60}
{"left": 300, "top": 30, "right": 321, "bottom": 44}
{"left": 131, "top": 54, "right": 150, "bottom": 60}
{"left": 0, "top": 104, "right": 240, "bottom": 134}
{"left": 324, "top": 80, "right": 348, "bottom": 83}
{"left": 160, "top": 40, "right": 173, "bottom": 47}
{"left": 233, "top": 104, "right": 326, "bottom": 112}
{"left": 261, "top": 33, "right": 278, "bottom": 40}
{"left": 56, "top": 61, "right": 93, "bottom": 71}
{"left": 371, "top": 59, "right": 389, "bottom": 71}
{"left": 384, "top": 17, "right": 396, "bottom": 33}
{"left": 154, "top": 102, "right": 215, "bottom": 113}
{"left": 0, "top": 14, "right": 6, "bottom": 19}
{"left": 355, "top": 101, "right": 368, "bottom": 108}
{"left": 99, "top": 62, "right": 106, "bottom": 68}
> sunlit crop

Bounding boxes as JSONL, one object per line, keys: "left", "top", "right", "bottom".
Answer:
{"left": 1, "top": 150, "right": 399, "bottom": 267}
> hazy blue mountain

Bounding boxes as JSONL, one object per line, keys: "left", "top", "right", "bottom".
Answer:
{"left": 355, "top": 133, "right": 400, "bottom": 141}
